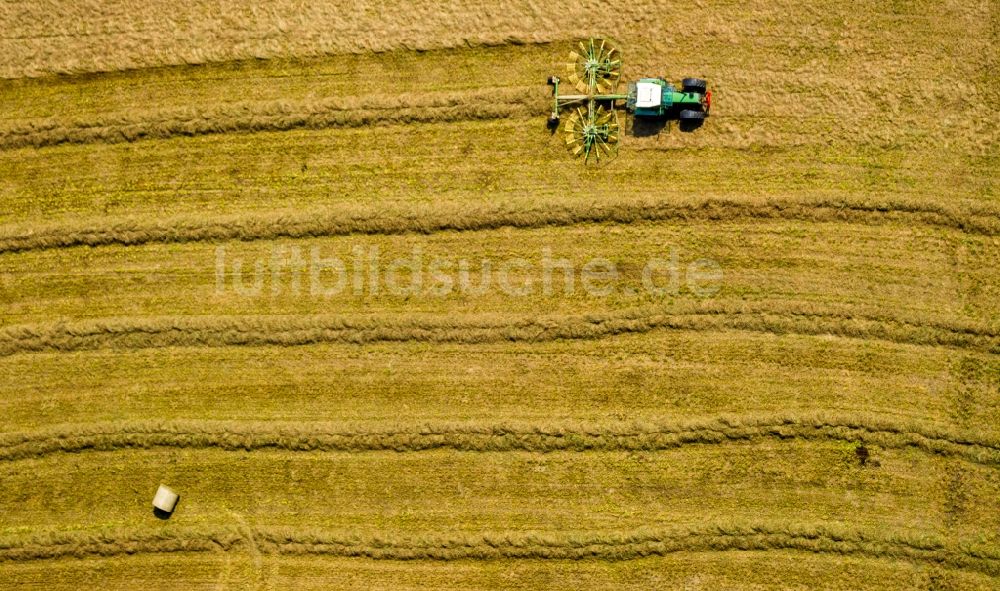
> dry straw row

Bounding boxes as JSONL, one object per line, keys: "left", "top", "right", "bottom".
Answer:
{"left": 1, "top": 522, "right": 996, "bottom": 574}
{"left": 2, "top": 413, "right": 998, "bottom": 466}
{"left": 1, "top": 196, "right": 998, "bottom": 257}
{"left": 0, "top": 87, "right": 538, "bottom": 150}
{"left": 0, "top": 301, "right": 997, "bottom": 359}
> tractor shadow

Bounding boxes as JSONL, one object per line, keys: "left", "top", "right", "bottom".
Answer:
{"left": 630, "top": 116, "right": 704, "bottom": 137}
{"left": 630, "top": 117, "right": 668, "bottom": 137}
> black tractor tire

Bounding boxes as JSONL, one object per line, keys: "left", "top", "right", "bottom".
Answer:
{"left": 682, "top": 78, "right": 707, "bottom": 93}
{"left": 678, "top": 109, "right": 705, "bottom": 133}
{"left": 546, "top": 115, "right": 560, "bottom": 129}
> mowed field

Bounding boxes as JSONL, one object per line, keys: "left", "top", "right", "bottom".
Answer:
{"left": 0, "top": 1, "right": 998, "bottom": 589}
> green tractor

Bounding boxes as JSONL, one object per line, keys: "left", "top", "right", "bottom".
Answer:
{"left": 627, "top": 77, "right": 711, "bottom": 124}
{"left": 547, "top": 38, "right": 711, "bottom": 163}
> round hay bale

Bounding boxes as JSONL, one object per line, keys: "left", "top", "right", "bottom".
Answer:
{"left": 152, "top": 484, "right": 179, "bottom": 514}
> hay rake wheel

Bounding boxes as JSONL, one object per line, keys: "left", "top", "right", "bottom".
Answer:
{"left": 566, "top": 38, "right": 622, "bottom": 94}
{"left": 564, "top": 104, "right": 621, "bottom": 164}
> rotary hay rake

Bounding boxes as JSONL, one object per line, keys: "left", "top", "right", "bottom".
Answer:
{"left": 547, "top": 38, "right": 627, "bottom": 165}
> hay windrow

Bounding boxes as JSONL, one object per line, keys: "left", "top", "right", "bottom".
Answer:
{"left": 0, "top": 301, "right": 996, "bottom": 358}
{"left": 0, "top": 523, "right": 996, "bottom": 575}
{"left": 2, "top": 414, "right": 998, "bottom": 466}
{"left": 0, "top": 87, "right": 539, "bottom": 150}
{"left": 0, "top": 196, "right": 997, "bottom": 257}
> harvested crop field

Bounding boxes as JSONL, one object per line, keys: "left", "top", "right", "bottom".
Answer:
{"left": 1, "top": 0, "right": 998, "bottom": 589}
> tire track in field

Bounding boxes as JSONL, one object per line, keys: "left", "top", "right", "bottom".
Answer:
{"left": 0, "top": 303, "right": 996, "bottom": 357}
{"left": 2, "top": 415, "right": 998, "bottom": 466}
{"left": 1, "top": 524, "right": 996, "bottom": 575}
{"left": 0, "top": 87, "right": 540, "bottom": 150}
{"left": 0, "top": 197, "right": 997, "bottom": 256}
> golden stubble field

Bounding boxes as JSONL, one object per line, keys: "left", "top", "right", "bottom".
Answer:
{"left": 0, "top": 0, "right": 997, "bottom": 589}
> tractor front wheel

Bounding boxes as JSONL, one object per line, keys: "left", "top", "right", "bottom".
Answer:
{"left": 682, "top": 78, "right": 707, "bottom": 94}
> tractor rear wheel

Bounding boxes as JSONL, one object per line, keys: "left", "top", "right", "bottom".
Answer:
{"left": 682, "top": 78, "right": 707, "bottom": 93}
{"left": 678, "top": 109, "right": 705, "bottom": 132}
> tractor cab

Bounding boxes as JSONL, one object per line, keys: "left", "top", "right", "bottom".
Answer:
{"left": 630, "top": 78, "right": 670, "bottom": 117}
